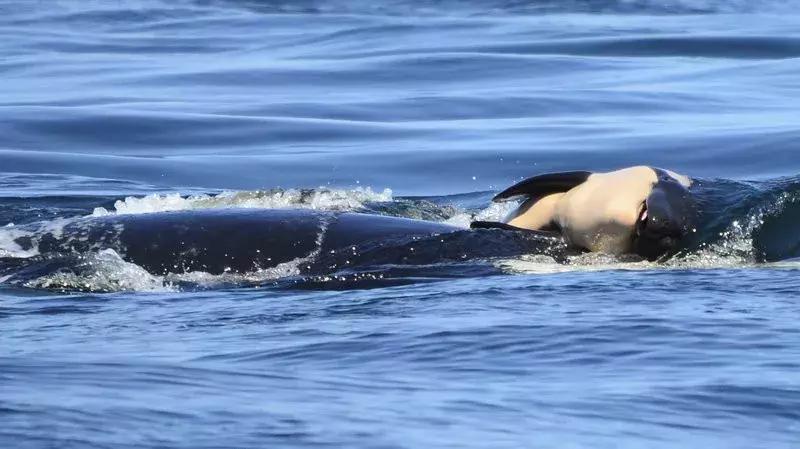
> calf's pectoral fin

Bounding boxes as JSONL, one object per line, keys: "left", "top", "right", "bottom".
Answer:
{"left": 470, "top": 221, "right": 562, "bottom": 238}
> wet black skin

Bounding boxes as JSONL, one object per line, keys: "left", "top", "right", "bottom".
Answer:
{"left": 20, "top": 208, "right": 567, "bottom": 277}
{"left": 633, "top": 169, "right": 698, "bottom": 261}
{"left": 30, "top": 209, "right": 458, "bottom": 275}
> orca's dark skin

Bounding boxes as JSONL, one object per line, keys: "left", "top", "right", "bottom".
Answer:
{"left": 26, "top": 208, "right": 566, "bottom": 276}
{"left": 31, "top": 209, "right": 453, "bottom": 275}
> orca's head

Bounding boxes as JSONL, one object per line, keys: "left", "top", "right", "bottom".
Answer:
{"left": 633, "top": 169, "right": 697, "bottom": 261}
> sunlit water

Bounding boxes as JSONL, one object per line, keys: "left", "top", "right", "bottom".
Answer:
{"left": 2, "top": 1, "right": 800, "bottom": 447}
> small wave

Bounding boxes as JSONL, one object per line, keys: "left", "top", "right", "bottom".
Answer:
{"left": 201, "top": 0, "right": 800, "bottom": 15}
{"left": 0, "top": 217, "right": 81, "bottom": 260}
{"left": 495, "top": 248, "right": 761, "bottom": 275}
{"left": 496, "top": 253, "right": 650, "bottom": 274}
{"left": 91, "top": 187, "right": 393, "bottom": 216}
{"left": 23, "top": 249, "right": 174, "bottom": 293}
{"left": 0, "top": 187, "right": 398, "bottom": 263}
{"left": 445, "top": 201, "right": 517, "bottom": 228}
{"left": 163, "top": 258, "right": 315, "bottom": 289}
{"left": 163, "top": 250, "right": 325, "bottom": 290}
{"left": 11, "top": 0, "right": 798, "bottom": 20}
{"left": 0, "top": 225, "right": 40, "bottom": 258}
{"left": 689, "top": 180, "right": 800, "bottom": 263}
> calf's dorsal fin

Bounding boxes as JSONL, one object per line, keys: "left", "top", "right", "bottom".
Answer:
{"left": 493, "top": 171, "right": 592, "bottom": 202}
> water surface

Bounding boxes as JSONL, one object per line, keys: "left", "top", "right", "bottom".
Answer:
{"left": 2, "top": 1, "right": 800, "bottom": 447}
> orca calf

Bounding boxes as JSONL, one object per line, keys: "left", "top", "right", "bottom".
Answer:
{"left": 475, "top": 166, "right": 697, "bottom": 261}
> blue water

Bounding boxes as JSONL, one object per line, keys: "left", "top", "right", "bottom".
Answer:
{"left": 2, "top": 1, "right": 800, "bottom": 447}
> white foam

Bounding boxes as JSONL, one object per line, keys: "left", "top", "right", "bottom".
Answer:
{"left": 165, "top": 259, "right": 307, "bottom": 287}
{"left": 765, "top": 259, "right": 800, "bottom": 269}
{"left": 444, "top": 201, "right": 519, "bottom": 228}
{"left": 495, "top": 222, "right": 762, "bottom": 274}
{"left": 0, "top": 225, "right": 39, "bottom": 258}
{"left": 91, "top": 187, "right": 393, "bottom": 217}
{"left": 679, "top": 189, "right": 800, "bottom": 268}
{"left": 496, "top": 253, "right": 655, "bottom": 275}
{"left": 24, "top": 249, "right": 173, "bottom": 293}
{"left": 37, "top": 217, "right": 71, "bottom": 240}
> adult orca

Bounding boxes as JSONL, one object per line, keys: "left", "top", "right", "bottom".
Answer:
{"left": 474, "top": 166, "right": 697, "bottom": 260}
{"left": 16, "top": 208, "right": 566, "bottom": 277}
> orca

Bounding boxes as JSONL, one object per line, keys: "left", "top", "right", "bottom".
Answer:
{"left": 15, "top": 208, "right": 566, "bottom": 277}
{"left": 475, "top": 166, "right": 697, "bottom": 260}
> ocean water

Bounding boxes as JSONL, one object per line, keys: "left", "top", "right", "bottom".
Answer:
{"left": 2, "top": 0, "right": 800, "bottom": 447}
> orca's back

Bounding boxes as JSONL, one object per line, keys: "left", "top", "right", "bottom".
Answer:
{"left": 36, "top": 209, "right": 460, "bottom": 275}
